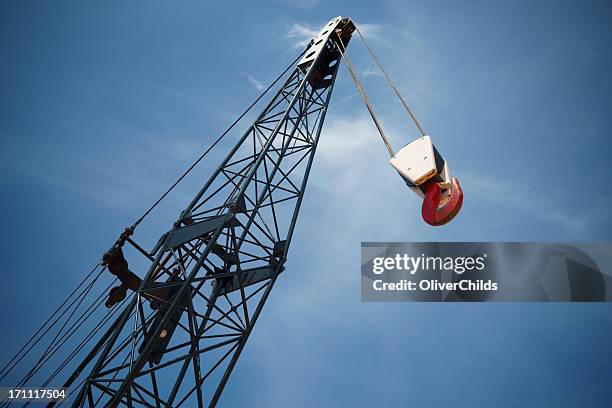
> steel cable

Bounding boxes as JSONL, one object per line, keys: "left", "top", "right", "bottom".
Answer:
{"left": 0, "top": 263, "right": 100, "bottom": 378}
{"left": 353, "top": 24, "right": 426, "bottom": 137}
{"left": 335, "top": 36, "right": 395, "bottom": 157}
{"left": 4, "top": 274, "right": 111, "bottom": 397}
{"left": 0, "top": 265, "right": 106, "bottom": 382}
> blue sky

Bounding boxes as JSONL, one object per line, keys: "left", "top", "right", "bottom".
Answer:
{"left": 1, "top": 0, "right": 612, "bottom": 406}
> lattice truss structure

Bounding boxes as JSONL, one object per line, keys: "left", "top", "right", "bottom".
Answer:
{"left": 70, "top": 17, "right": 355, "bottom": 408}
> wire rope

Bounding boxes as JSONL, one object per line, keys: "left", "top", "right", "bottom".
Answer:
{"left": 354, "top": 24, "right": 427, "bottom": 137}
{"left": 335, "top": 36, "right": 395, "bottom": 157}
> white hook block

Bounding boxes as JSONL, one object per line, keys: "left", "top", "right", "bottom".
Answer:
{"left": 389, "top": 135, "right": 437, "bottom": 186}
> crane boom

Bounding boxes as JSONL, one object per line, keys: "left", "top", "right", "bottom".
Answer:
{"left": 68, "top": 16, "right": 356, "bottom": 408}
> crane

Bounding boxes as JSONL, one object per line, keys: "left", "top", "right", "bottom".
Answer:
{"left": 0, "top": 16, "right": 462, "bottom": 407}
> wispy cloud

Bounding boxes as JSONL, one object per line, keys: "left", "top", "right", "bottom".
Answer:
{"left": 285, "top": 21, "right": 383, "bottom": 50}
{"left": 286, "top": 23, "right": 318, "bottom": 49}
{"left": 354, "top": 22, "right": 382, "bottom": 39}
{"left": 0, "top": 129, "right": 226, "bottom": 224}
{"left": 244, "top": 73, "right": 265, "bottom": 91}
{"left": 361, "top": 66, "right": 384, "bottom": 78}
{"left": 462, "top": 172, "right": 589, "bottom": 236}
{"left": 275, "top": 0, "right": 319, "bottom": 9}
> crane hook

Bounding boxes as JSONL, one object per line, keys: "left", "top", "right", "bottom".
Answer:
{"left": 421, "top": 177, "right": 463, "bottom": 226}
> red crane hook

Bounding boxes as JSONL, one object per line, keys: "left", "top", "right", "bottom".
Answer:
{"left": 421, "top": 177, "right": 463, "bottom": 226}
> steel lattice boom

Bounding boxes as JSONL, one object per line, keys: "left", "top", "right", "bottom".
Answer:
{"left": 68, "top": 16, "right": 356, "bottom": 408}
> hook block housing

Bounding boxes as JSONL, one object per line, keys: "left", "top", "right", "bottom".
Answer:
{"left": 390, "top": 135, "right": 450, "bottom": 198}
{"left": 389, "top": 135, "right": 437, "bottom": 186}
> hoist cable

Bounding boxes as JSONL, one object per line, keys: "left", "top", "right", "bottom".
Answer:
{"left": 335, "top": 36, "right": 395, "bottom": 158}
{"left": 0, "top": 280, "right": 116, "bottom": 407}
{"left": 131, "top": 51, "right": 306, "bottom": 229}
{"left": 0, "top": 264, "right": 105, "bottom": 381}
{"left": 37, "top": 297, "right": 128, "bottom": 392}
{"left": 8, "top": 274, "right": 110, "bottom": 392}
{"left": 354, "top": 24, "right": 427, "bottom": 137}
{"left": 2, "top": 300, "right": 123, "bottom": 408}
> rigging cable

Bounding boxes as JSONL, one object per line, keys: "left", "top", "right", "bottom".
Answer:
{"left": 335, "top": 36, "right": 395, "bottom": 158}
{"left": 12, "top": 276, "right": 115, "bottom": 391}
{"left": 0, "top": 279, "right": 116, "bottom": 407}
{"left": 0, "top": 264, "right": 105, "bottom": 381}
{"left": 353, "top": 24, "right": 427, "bottom": 137}
{"left": 0, "top": 279, "right": 116, "bottom": 408}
